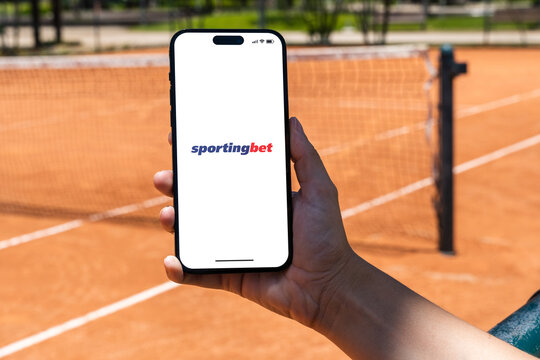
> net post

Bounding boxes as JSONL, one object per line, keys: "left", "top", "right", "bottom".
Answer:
{"left": 437, "top": 44, "right": 467, "bottom": 255}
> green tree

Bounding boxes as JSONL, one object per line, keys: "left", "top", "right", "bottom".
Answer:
{"left": 302, "top": 0, "right": 345, "bottom": 44}
{"left": 352, "top": 0, "right": 391, "bottom": 44}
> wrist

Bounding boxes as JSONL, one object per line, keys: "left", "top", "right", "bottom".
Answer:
{"left": 311, "top": 252, "right": 392, "bottom": 359}
{"left": 311, "top": 250, "right": 367, "bottom": 336}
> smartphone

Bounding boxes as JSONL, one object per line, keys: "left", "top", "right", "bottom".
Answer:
{"left": 169, "top": 29, "right": 292, "bottom": 273}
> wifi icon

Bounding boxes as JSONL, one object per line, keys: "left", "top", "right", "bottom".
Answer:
{"left": 259, "top": 39, "right": 264, "bottom": 43}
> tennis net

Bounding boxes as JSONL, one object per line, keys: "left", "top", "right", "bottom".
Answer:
{"left": 0, "top": 45, "right": 439, "bottom": 243}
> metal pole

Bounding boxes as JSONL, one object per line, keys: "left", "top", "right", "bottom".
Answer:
{"left": 437, "top": 44, "right": 467, "bottom": 255}
{"left": 483, "top": 0, "right": 491, "bottom": 45}
{"left": 140, "top": 0, "right": 147, "bottom": 25}
{"left": 1, "top": 0, "right": 6, "bottom": 52}
{"left": 31, "top": 0, "right": 41, "bottom": 48}
{"left": 257, "top": 0, "right": 265, "bottom": 28}
{"left": 421, "top": 0, "right": 429, "bottom": 30}
{"left": 52, "top": 0, "right": 62, "bottom": 43}
{"left": 14, "top": 0, "right": 20, "bottom": 49}
{"left": 93, "top": 0, "right": 101, "bottom": 52}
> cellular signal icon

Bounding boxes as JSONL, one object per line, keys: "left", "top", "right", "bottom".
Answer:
{"left": 252, "top": 39, "right": 258, "bottom": 44}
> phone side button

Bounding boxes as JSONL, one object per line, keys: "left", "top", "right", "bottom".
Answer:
{"left": 170, "top": 109, "right": 174, "bottom": 127}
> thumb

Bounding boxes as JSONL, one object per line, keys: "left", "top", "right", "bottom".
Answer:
{"left": 163, "top": 255, "right": 225, "bottom": 290}
{"left": 289, "top": 117, "right": 336, "bottom": 197}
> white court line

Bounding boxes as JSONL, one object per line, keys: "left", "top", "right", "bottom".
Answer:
{"left": 0, "top": 196, "right": 169, "bottom": 250}
{"left": 1, "top": 89, "right": 539, "bottom": 248}
{"left": 341, "top": 133, "right": 540, "bottom": 218}
{"left": 341, "top": 178, "right": 434, "bottom": 219}
{"left": 456, "top": 88, "right": 540, "bottom": 118}
{"left": 1, "top": 133, "right": 539, "bottom": 358}
{"left": 0, "top": 282, "right": 179, "bottom": 358}
{"left": 3, "top": 87, "right": 537, "bottom": 249}
{"left": 319, "top": 122, "right": 426, "bottom": 157}
{"left": 453, "top": 134, "right": 540, "bottom": 174}
{"left": 0, "top": 220, "right": 84, "bottom": 250}
{"left": 320, "top": 87, "right": 540, "bottom": 157}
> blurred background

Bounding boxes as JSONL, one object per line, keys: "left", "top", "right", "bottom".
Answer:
{"left": 1, "top": 0, "right": 540, "bottom": 52}
{"left": 1, "top": 0, "right": 540, "bottom": 358}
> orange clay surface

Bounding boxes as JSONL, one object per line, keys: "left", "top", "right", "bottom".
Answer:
{"left": 1, "top": 48, "right": 540, "bottom": 359}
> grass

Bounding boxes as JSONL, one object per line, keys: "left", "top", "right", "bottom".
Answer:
{"left": 132, "top": 11, "right": 539, "bottom": 32}
{"left": 134, "top": 10, "right": 308, "bottom": 31}
{"left": 134, "top": 11, "right": 361, "bottom": 32}
{"left": 426, "top": 15, "right": 538, "bottom": 31}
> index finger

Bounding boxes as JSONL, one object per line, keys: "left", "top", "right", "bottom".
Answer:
{"left": 154, "top": 170, "right": 173, "bottom": 197}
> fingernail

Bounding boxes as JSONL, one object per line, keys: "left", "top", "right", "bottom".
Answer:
{"left": 154, "top": 170, "right": 164, "bottom": 179}
{"left": 164, "top": 255, "right": 177, "bottom": 267}
{"left": 290, "top": 116, "right": 298, "bottom": 126}
{"left": 294, "top": 118, "right": 306, "bottom": 137}
{"left": 290, "top": 116, "right": 301, "bottom": 131}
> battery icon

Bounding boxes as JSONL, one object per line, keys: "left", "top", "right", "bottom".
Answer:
{"left": 266, "top": 39, "right": 274, "bottom": 44}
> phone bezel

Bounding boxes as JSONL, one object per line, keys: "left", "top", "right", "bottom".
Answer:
{"left": 169, "top": 29, "right": 293, "bottom": 274}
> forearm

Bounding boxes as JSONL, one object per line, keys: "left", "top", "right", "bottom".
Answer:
{"left": 314, "top": 253, "right": 533, "bottom": 360}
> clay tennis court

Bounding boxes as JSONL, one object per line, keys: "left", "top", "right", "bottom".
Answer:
{"left": 1, "top": 47, "right": 539, "bottom": 359}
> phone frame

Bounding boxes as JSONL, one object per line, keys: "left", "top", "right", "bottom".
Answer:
{"left": 169, "top": 29, "right": 293, "bottom": 274}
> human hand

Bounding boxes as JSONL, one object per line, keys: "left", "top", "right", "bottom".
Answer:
{"left": 154, "top": 117, "right": 536, "bottom": 360}
{"left": 153, "top": 117, "right": 356, "bottom": 328}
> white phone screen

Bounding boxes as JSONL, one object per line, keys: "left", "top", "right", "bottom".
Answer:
{"left": 171, "top": 31, "right": 291, "bottom": 271}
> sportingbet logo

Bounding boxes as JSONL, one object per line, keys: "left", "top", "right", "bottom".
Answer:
{"left": 192, "top": 142, "right": 273, "bottom": 156}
